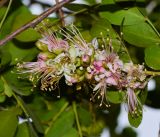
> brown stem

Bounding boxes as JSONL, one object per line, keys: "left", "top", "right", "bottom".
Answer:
{"left": 55, "top": 0, "right": 65, "bottom": 27}
{"left": 0, "top": 0, "right": 73, "bottom": 46}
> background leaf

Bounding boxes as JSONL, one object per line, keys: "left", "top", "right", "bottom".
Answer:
{"left": 46, "top": 108, "right": 77, "bottom": 137}
{"left": 11, "top": 6, "right": 41, "bottom": 42}
{"left": 107, "top": 91, "right": 125, "bottom": 104}
{"left": 7, "top": 42, "right": 39, "bottom": 65}
{"left": 90, "top": 18, "right": 117, "bottom": 38}
{"left": 0, "top": 109, "right": 18, "bottom": 137}
{"left": 100, "top": 7, "right": 145, "bottom": 25}
{"left": 3, "top": 69, "right": 33, "bottom": 96}
{"left": 123, "top": 22, "right": 160, "bottom": 47}
{"left": 15, "top": 123, "right": 30, "bottom": 137}
{"left": 128, "top": 113, "right": 142, "bottom": 128}
{"left": 77, "top": 106, "right": 92, "bottom": 127}
{"left": 145, "top": 45, "right": 160, "bottom": 70}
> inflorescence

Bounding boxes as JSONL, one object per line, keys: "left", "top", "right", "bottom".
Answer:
{"left": 17, "top": 24, "right": 149, "bottom": 114}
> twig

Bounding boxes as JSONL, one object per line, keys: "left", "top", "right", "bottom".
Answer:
{"left": 72, "top": 102, "right": 83, "bottom": 137}
{"left": 55, "top": 0, "right": 65, "bottom": 27}
{"left": 145, "top": 70, "right": 160, "bottom": 76}
{"left": 0, "top": 0, "right": 13, "bottom": 30}
{"left": 0, "top": 0, "right": 73, "bottom": 46}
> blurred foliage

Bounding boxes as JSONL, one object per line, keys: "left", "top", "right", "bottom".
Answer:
{"left": 0, "top": 0, "right": 160, "bottom": 137}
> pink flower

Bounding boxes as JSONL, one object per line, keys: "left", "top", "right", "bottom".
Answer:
{"left": 92, "top": 79, "right": 108, "bottom": 107}
{"left": 60, "top": 24, "right": 92, "bottom": 55}
{"left": 105, "top": 53, "right": 117, "bottom": 63}
{"left": 126, "top": 88, "right": 141, "bottom": 114}
{"left": 18, "top": 61, "right": 46, "bottom": 74}
{"left": 38, "top": 53, "right": 48, "bottom": 61}
{"left": 106, "top": 77, "right": 117, "bottom": 86}
{"left": 106, "top": 53, "right": 123, "bottom": 73}
{"left": 40, "top": 35, "right": 69, "bottom": 53}
{"left": 93, "top": 61, "right": 106, "bottom": 73}
{"left": 113, "top": 58, "right": 123, "bottom": 70}
{"left": 82, "top": 55, "right": 90, "bottom": 63}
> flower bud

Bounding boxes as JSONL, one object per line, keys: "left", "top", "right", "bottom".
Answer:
{"left": 36, "top": 41, "right": 48, "bottom": 51}
{"left": 82, "top": 55, "right": 90, "bottom": 64}
{"left": 76, "top": 67, "right": 84, "bottom": 76}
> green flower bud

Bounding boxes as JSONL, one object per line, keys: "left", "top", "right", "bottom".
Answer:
{"left": 42, "top": 52, "right": 56, "bottom": 59}
{"left": 53, "top": 49, "right": 63, "bottom": 55}
{"left": 76, "top": 67, "right": 84, "bottom": 76}
{"left": 75, "top": 58, "right": 81, "bottom": 67}
{"left": 36, "top": 41, "right": 48, "bottom": 51}
{"left": 69, "top": 45, "right": 76, "bottom": 62}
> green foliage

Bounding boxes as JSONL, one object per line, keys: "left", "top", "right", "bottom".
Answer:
{"left": 100, "top": 7, "right": 145, "bottom": 25}
{"left": 107, "top": 91, "right": 125, "bottom": 104}
{"left": 102, "top": 0, "right": 115, "bottom": 4}
{"left": 100, "top": 7, "right": 160, "bottom": 47}
{"left": 0, "top": 7, "right": 6, "bottom": 20}
{"left": 11, "top": 6, "right": 41, "bottom": 42}
{"left": 77, "top": 106, "right": 92, "bottom": 127}
{"left": 123, "top": 22, "right": 160, "bottom": 47}
{"left": 3, "top": 76, "right": 13, "bottom": 97}
{"left": 15, "top": 123, "right": 30, "bottom": 137}
{"left": 145, "top": 45, "right": 160, "bottom": 70}
{"left": 128, "top": 113, "right": 142, "bottom": 128}
{"left": 0, "top": 0, "right": 160, "bottom": 137}
{"left": 65, "top": 4, "right": 89, "bottom": 11}
{"left": 0, "top": 108, "right": 19, "bottom": 137}
{"left": 7, "top": 42, "right": 39, "bottom": 65}
{"left": 45, "top": 108, "right": 78, "bottom": 137}
{"left": 0, "top": 77, "right": 4, "bottom": 92}
{"left": 90, "top": 18, "right": 117, "bottom": 38}
{"left": 0, "top": 47, "right": 11, "bottom": 70}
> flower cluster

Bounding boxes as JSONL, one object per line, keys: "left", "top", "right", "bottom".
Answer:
{"left": 17, "top": 24, "right": 148, "bottom": 114}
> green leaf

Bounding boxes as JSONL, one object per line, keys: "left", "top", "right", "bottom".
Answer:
{"left": 3, "top": 69, "right": 32, "bottom": 96}
{"left": 81, "top": 31, "right": 92, "bottom": 42}
{"left": 0, "top": 94, "right": 6, "bottom": 103}
{"left": 107, "top": 91, "right": 125, "bottom": 104}
{"left": 0, "top": 7, "right": 20, "bottom": 39}
{"left": 0, "top": 77, "right": 4, "bottom": 93}
{"left": 11, "top": 6, "right": 40, "bottom": 42}
{"left": 101, "top": 0, "right": 115, "bottom": 4}
{"left": 139, "top": 89, "right": 148, "bottom": 104}
{"left": 61, "top": 128, "right": 78, "bottom": 137}
{"left": 123, "top": 22, "right": 160, "bottom": 47}
{"left": 145, "top": 45, "right": 160, "bottom": 70}
{"left": 85, "top": 0, "right": 97, "bottom": 5}
{"left": 17, "top": 97, "right": 44, "bottom": 134}
{"left": 41, "top": 98, "right": 68, "bottom": 121}
{"left": 0, "top": 109, "right": 18, "bottom": 137}
{"left": 112, "top": 39, "right": 121, "bottom": 52}
{"left": 0, "top": 7, "right": 6, "bottom": 20}
{"left": 90, "top": 18, "right": 117, "bottom": 38}
{"left": 46, "top": 109, "right": 76, "bottom": 137}
{"left": 15, "top": 123, "right": 30, "bottom": 137}
{"left": 65, "top": 4, "right": 89, "bottom": 11}
{"left": 128, "top": 113, "right": 142, "bottom": 128}
{"left": 7, "top": 42, "right": 39, "bottom": 65}
{"left": 0, "top": 48, "right": 11, "bottom": 69}
{"left": 115, "top": 0, "right": 135, "bottom": 2}
{"left": 77, "top": 106, "right": 92, "bottom": 127}
{"left": 82, "top": 120, "right": 105, "bottom": 136}
{"left": 1, "top": 76, "right": 12, "bottom": 97}
{"left": 100, "top": 7, "right": 145, "bottom": 25}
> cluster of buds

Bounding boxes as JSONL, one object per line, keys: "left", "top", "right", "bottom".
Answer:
{"left": 17, "top": 24, "right": 148, "bottom": 114}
